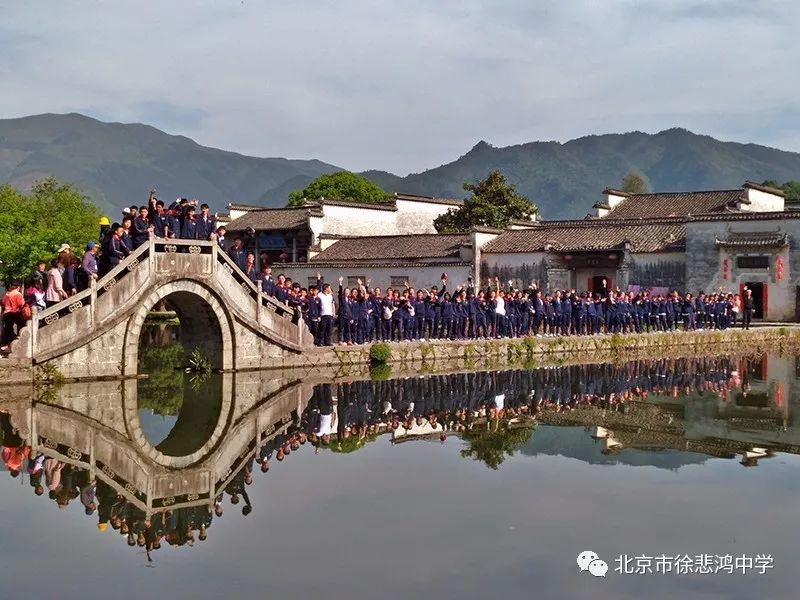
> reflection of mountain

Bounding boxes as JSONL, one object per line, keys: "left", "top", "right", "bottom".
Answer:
{"left": 520, "top": 426, "right": 709, "bottom": 470}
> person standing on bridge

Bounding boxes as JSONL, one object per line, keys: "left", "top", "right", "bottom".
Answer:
{"left": 181, "top": 206, "right": 199, "bottom": 240}
{"left": 1, "top": 282, "right": 26, "bottom": 349}
{"left": 45, "top": 258, "right": 68, "bottom": 308}
{"left": 79, "top": 242, "right": 98, "bottom": 291}
{"left": 197, "top": 203, "right": 215, "bottom": 241}
{"left": 132, "top": 206, "right": 152, "bottom": 248}
{"left": 104, "top": 223, "right": 129, "bottom": 274}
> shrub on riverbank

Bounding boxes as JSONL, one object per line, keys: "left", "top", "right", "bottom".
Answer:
{"left": 369, "top": 342, "right": 391, "bottom": 364}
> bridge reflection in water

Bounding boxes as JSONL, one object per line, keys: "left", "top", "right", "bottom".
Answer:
{"left": 1, "top": 352, "right": 798, "bottom": 553}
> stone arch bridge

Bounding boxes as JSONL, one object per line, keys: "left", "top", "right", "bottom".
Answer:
{"left": 9, "top": 238, "right": 320, "bottom": 380}
{"left": 2, "top": 373, "right": 314, "bottom": 516}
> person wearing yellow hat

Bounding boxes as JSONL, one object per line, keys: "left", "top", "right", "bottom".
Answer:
{"left": 99, "top": 216, "right": 111, "bottom": 243}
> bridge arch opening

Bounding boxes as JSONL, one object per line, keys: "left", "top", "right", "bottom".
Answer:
{"left": 122, "top": 280, "right": 236, "bottom": 466}
{"left": 124, "top": 280, "right": 235, "bottom": 378}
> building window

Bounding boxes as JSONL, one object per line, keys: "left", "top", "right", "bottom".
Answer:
{"left": 390, "top": 276, "right": 409, "bottom": 288}
{"left": 736, "top": 256, "right": 769, "bottom": 269}
{"left": 347, "top": 276, "right": 366, "bottom": 288}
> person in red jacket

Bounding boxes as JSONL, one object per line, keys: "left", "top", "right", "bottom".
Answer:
{"left": 1, "top": 281, "right": 25, "bottom": 349}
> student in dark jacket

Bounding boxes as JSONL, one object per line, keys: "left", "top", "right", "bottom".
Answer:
{"left": 338, "top": 279, "right": 354, "bottom": 344}
{"left": 742, "top": 289, "right": 755, "bottom": 329}
{"left": 440, "top": 292, "right": 454, "bottom": 340}
{"left": 197, "top": 204, "right": 215, "bottom": 241}
{"left": 132, "top": 206, "right": 152, "bottom": 248}
{"left": 227, "top": 239, "right": 247, "bottom": 272}
{"left": 533, "top": 291, "right": 545, "bottom": 336}
{"left": 107, "top": 223, "right": 129, "bottom": 270}
{"left": 181, "top": 207, "right": 199, "bottom": 240}
{"left": 413, "top": 290, "right": 426, "bottom": 341}
{"left": 683, "top": 293, "right": 696, "bottom": 330}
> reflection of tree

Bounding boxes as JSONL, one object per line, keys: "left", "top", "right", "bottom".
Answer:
{"left": 330, "top": 434, "right": 378, "bottom": 454}
{"left": 138, "top": 345, "right": 185, "bottom": 416}
{"left": 460, "top": 421, "right": 536, "bottom": 470}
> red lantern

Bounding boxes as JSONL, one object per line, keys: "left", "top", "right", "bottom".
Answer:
{"left": 776, "top": 257, "right": 784, "bottom": 281}
{"left": 722, "top": 258, "right": 729, "bottom": 280}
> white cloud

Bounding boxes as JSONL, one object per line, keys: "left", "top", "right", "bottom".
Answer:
{"left": 0, "top": 0, "right": 798, "bottom": 173}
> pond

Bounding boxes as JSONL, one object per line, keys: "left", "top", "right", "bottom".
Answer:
{"left": 1, "top": 351, "right": 798, "bottom": 599}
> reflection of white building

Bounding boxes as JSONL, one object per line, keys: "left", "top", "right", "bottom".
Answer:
{"left": 391, "top": 419, "right": 445, "bottom": 444}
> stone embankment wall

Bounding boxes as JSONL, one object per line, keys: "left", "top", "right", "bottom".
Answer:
{"left": 2, "top": 326, "right": 800, "bottom": 385}
{"left": 291, "top": 326, "right": 800, "bottom": 377}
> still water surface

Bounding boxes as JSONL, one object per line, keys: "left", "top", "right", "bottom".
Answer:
{"left": 1, "top": 352, "right": 799, "bottom": 599}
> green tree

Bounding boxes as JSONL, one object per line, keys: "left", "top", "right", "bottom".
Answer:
{"left": 621, "top": 169, "right": 650, "bottom": 194}
{"left": 460, "top": 421, "right": 535, "bottom": 470}
{"left": 762, "top": 179, "right": 800, "bottom": 201}
{"left": 434, "top": 170, "right": 537, "bottom": 233}
{"left": 286, "top": 171, "right": 390, "bottom": 207}
{"left": 0, "top": 178, "right": 100, "bottom": 284}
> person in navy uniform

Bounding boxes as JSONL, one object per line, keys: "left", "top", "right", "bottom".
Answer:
{"left": 197, "top": 203, "right": 215, "bottom": 241}
{"left": 695, "top": 292, "right": 706, "bottom": 330}
{"left": 368, "top": 285, "right": 382, "bottom": 342}
{"left": 354, "top": 281, "right": 372, "bottom": 344}
{"left": 181, "top": 206, "right": 199, "bottom": 240}
{"left": 594, "top": 293, "right": 604, "bottom": 334}
{"left": 132, "top": 206, "right": 152, "bottom": 248}
{"left": 586, "top": 292, "right": 597, "bottom": 334}
{"left": 552, "top": 291, "right": 563, "bottom": 336}
{"left": 476, "top": 291, "right": 489, "bottom": 338}
{"left": 151, "top": 200, "right": 168, "bottom": 238}
{"left": 440, "top": 292, "right": 454, "bottom": 340}
{"left": 683, "top": 292, "right": 695, "bottom": 330}
{"left": 227, "top": 238, "right": 247, "bottom": 272}
{"left": 413, "top": 290, "right": 427, "bottom": 340}
{"left": 106, "top": 223, "right": 129, "bottom": 270}
{"left": 518, "top": 291, "right": 531, "bottom": 337}
{"left": 337, "top": 278, "right": 354, "bottom": 344}
{"left": 532, "top": 290, "right": 544, "bottom": 336}
{"left": 545, "top": 293, "right": 555, "bottom": 335}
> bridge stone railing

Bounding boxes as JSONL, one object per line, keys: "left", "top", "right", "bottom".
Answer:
{"left": 12, "top": 236, "right": 312, "bottom": 368}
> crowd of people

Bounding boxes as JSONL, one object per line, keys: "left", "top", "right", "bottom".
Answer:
{"left": 0, "top": 192, "right": 234, "bottom": 350}
{"left": 279, "top": 275, "right": 760, "bottom": 347}
{"left": 0, "top": 186, "right": 763, "bottom": 351}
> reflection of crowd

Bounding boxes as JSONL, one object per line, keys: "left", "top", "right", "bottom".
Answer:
{"left": 0, "top": 355, "right": 759, "bottom": 554}
{"left": 301, "top": 357, "right": 749, "bottom": 444}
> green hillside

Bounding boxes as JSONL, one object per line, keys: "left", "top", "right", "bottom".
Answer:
{"left": 362, "top": 130, "right": 800, "bottom": 218}
{"left": 0, "top": 113, "right": 339, "bottom": 216}
{"left": 3, "top": 114, "right": 800, "bottom": 219}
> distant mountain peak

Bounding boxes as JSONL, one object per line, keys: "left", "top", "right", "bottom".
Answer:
{"left": 2, "top": 113, "right": 800, "bottom": 220}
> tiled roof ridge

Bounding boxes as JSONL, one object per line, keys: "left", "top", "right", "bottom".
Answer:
{"left": 323, "top": 231, "right": 470, "bottom": 241}
{"left": 539, "top": 216, "right": 688, "bottom": 227}
{"left": 625, "top": 188, "right": 742, "bottom": 197}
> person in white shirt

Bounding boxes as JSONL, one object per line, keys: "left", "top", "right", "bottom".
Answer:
{"left": 494, "top": 277, "right": 507, "bottom": 337}
{"left": 316, "top": 283, "right": 336, "bottom": 346}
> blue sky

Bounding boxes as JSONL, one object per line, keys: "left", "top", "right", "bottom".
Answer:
{"left": 1, "top": 0, "right": 797, "bottom": 174}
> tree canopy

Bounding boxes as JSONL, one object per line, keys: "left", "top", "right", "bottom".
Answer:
{"left": 460, "top": 421, "right": 535, "bottom": 470}
{"left": 0, "top": 177, "right": 100, "bottom": 284}
{"left": 287, "top": 171, "right": 390, "bottom": 207}
{"left": 621, "top": 170, "right": 650, "bottom": 194}
{"left": 762, "top": 179, "right": 800, "bottom": 201}
{"left": 433, "top": 170, "right": 538, "bottom": 233}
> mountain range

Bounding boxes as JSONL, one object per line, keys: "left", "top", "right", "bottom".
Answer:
{"left": 2, "top": 113, "right": 800, "bottom": 219}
